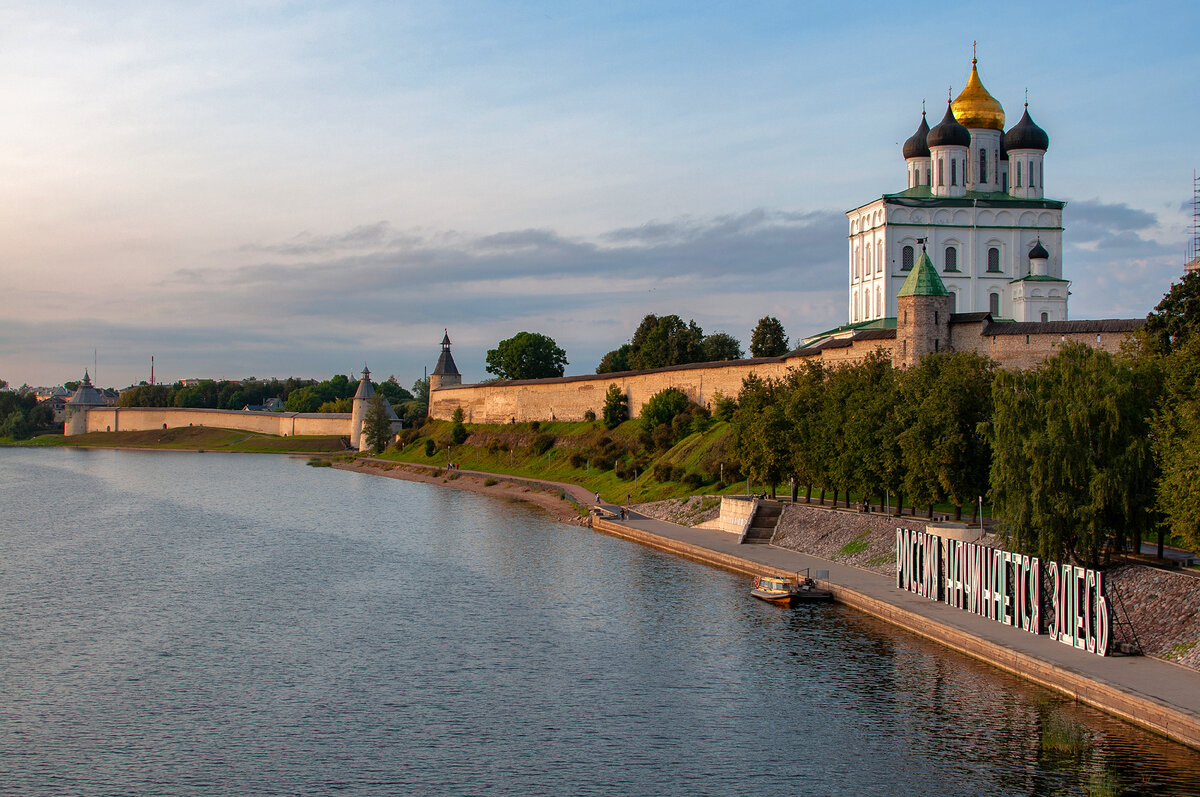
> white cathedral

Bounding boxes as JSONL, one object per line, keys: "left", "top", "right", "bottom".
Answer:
{"left": 846, "top": 56, "right": 1067, "bottom": 324}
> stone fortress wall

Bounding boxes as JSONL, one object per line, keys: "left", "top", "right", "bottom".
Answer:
{"left": 71, "top": 406, "right": 353, "bottom": 438}
{"left": 428, "top": 316, "right": 1141, "bottom": 423}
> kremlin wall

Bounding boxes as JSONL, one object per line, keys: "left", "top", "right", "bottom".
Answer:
{"left": 426, "top": 312, "right": 1141, "bottom": 424}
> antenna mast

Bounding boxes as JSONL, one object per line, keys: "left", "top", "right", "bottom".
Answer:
{"left": 1188, "top": 171, "right": 1200, "bottom": 274}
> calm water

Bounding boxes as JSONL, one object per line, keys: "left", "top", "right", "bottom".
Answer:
{"left": 2, "top": 449, "right": 1198, "bottom": 796}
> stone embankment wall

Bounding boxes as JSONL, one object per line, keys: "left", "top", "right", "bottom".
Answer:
{"left": 71, "top": 407, "right": 352, "bottom": 437}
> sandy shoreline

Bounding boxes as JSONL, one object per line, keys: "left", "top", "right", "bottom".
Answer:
{"left": 332, "top": 459, "right": 590, "bottom": 524}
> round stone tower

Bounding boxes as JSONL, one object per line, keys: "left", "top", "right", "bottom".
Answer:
{"left": 895, "top": 245, "right": 952, "bottom": 368}
{"left": 350, "top": 365, "right": 373, "bottom": 450}
{"left": 64, "top": 371, "right": 105, "bottom": 435}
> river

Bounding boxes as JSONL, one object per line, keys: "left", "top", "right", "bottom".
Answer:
{"left": 1, "top": 448, "right": 1197, "bottom": 796}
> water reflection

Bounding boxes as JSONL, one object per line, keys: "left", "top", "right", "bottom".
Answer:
{"left": 0, "top": 448, "right": 1197, "bottom": 797}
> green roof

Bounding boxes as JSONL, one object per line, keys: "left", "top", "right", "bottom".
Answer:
{"left": 897, "top": 250, "right": 949, "bottom": 297}
{"left": 1010, "top": 274, "right": 1068, "bottom": 283}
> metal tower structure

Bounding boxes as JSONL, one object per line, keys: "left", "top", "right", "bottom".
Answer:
{"left": 1187, "top": 171, "right": 1200, "bottom": 274}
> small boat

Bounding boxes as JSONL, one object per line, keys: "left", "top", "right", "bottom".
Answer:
{"left": 751, "top": 571, "right": 833, "bottom": 604}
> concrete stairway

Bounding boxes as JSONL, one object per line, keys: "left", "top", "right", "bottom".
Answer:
{"left": 741, "top": 501, "right": 782, "bottom": 544}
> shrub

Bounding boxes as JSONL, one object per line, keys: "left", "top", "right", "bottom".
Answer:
{"left": 671, "top": 466, "right": 686, "bottom": 482}
{"left": 682, "top": 472, "right": 703, "bottom": 489}
{"left": 532, "top": 433, "right": 556, "bottom": 455}
{"left": 594, "top": 455, "right": 615, "bottom": 471}
{"left": 651, "top": 423, "right": 674, "bottom": 451}
{"left": 483, "top": 478, "right": 498, "bottom": 487}
{"left": 530, "top": 420, "right": 540, "bottom": 431}
{"left": 614, "top": 460, "right": 631, "bottom": 480}
{"left": 424, "top": 438, "right": 435, "bottom": 456}
{"left": 714, "top": 480, "right": 727, "bottom": 491}
{"left": 652, "top": 462, "right": 674, "bottom": 482}
{"left": 640, "top": 387, "right": 690, "bottom": 433}
{"left": 568, "top": 452, "right": 585, "bottom": 468}
{"left": 450, "top": 422, "right": 469, "bottom": 445}
{"left": 583, "top": 409, "right": 597, "bottom": 423}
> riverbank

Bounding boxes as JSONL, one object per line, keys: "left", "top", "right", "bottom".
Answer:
{"left": 337, "top": 457, "right": 1200, "bottom": 752}
{"left": 333, "top": 459, "right": 591, "bottom": 524}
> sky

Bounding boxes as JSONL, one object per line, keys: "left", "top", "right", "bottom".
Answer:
{"left": 2, "top": 0, "right": 1198, "bottom": 390}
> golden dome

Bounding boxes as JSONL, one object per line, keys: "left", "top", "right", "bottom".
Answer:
{"left": 951, "top": 59, "right": 1005, "bottom": 130}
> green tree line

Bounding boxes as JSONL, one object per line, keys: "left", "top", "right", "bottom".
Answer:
{"left": 723, "top": 274, "right": 1200, "bottom": 564}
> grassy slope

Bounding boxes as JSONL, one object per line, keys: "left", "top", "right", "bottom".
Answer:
{"left": 382, "top": 419, "right": 741, "bottom": 505}
{"left": 11, "top": 426, "right": 348, "bottom": 454}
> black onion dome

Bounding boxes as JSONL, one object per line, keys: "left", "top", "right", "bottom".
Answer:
{"left": 927, "top": 102, "right": 971, "bottom": 148}
{"left": 1029, "top": 239, "right": 1049, "bottom": 260}
{"left": 902, "top": 113, "right": 930, "bottom": 159}
{"left": 1004, "top": 106, "right": 1049, "bottom": 151}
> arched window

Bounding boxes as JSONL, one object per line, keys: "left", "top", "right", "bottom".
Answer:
{"left": 987, "top": 247, "right": 1001, "bottom": 272}
{"left": 949, "top": 290, "right": 958, "bottom": 313}
{"left": 1016, "top": 162, "right": 1023, "bottom": 188}
{"left": 979, "top": 149, "right": 987, "bottom": 184}
{"left": 876, "top": 287, "right": 881, "bottom": 316}
{"left": 865, "top": 291, "right": 871, "bottom": 318}
{"left": 989, "top": 292, "right": 1000, "bottom": 316}
{"left": 866, "top": 245, "right": 872, "bottom": 275}
{"left": 1041, "top": 312, "right": 1049, "bottom": 322}
{"left": 925, "top": 167, "right": 931, "bottom": 186}
{"left": 944, "top": 247, "right": 958, "bottom": 272}
{"left": 902, "top": 245, "right": 914, "bottom": 271}
{"left": 951, "top": 159, "right": 958, "bottom": 186}
{"left": 854, "top": 248, "right": 860, "bottom": 279}
{"left": 877, "top": 242, "right": 883, "bottom": 273}
{"left": 938, "top": 159, "right": 944, "bottom": 186}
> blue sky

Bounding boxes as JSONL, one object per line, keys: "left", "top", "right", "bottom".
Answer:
{"left": 2, "top": 0, "right": 1197, "bottom": 389}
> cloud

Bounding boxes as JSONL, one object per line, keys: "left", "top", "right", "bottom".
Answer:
{"left": 1066, "top": 199, "right": 1169, "bottom": 253}
{"left": 10, "top": 209, "right": 847, "bottom": 387}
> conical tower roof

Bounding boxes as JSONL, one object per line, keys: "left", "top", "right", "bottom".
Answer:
{"left": 897, "top": 249, "right": 949, "bottom": 297}
{"left": 433, "top": 331, "right": 459, "bottom": 376}
{"left": 353, "top": 365, "right": 375, "bottom": 400}
{"left": 66, "top": 371, "right": 105, "bottom": 406}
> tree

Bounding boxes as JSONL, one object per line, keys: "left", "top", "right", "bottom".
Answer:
{"left": 989, "top": 343, "right": 1157, "bottom": 565}
{"left": 486, "top": 332, "right": 567, "bottom": 380}
{"left": 362, "top": 393, "right": 393, "bottom": 454}
{"left": 1143, "top": 271, "right": 1200, "bottom": 354}
{"left": 701, "top": 332, "right": 744, "bottom": 362}
{"left": 376, "top": 376, "right": 413, "bottom": 405}
{"left": 750, "top": 316, "right": 790, "bottom": 358}
{"left": 596, "top": 344, "right": 633, "bottom": 374}
{"left": 1151, "top": 336, "right": 1200, "bottom": 552}
{"left": 898, "top": 352, "right": 995, "bottom": 519}
{"left": 602, "top": 384, "right": 628, "bottom": 429}
{"left": 630, "top": 315, "right": 704, "bottom": 370}
{"left": 784, "top": 361, "right": 828, "bottom": 502}
{"left": 731, "top": 374, "right": 790, "bottom": 497}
